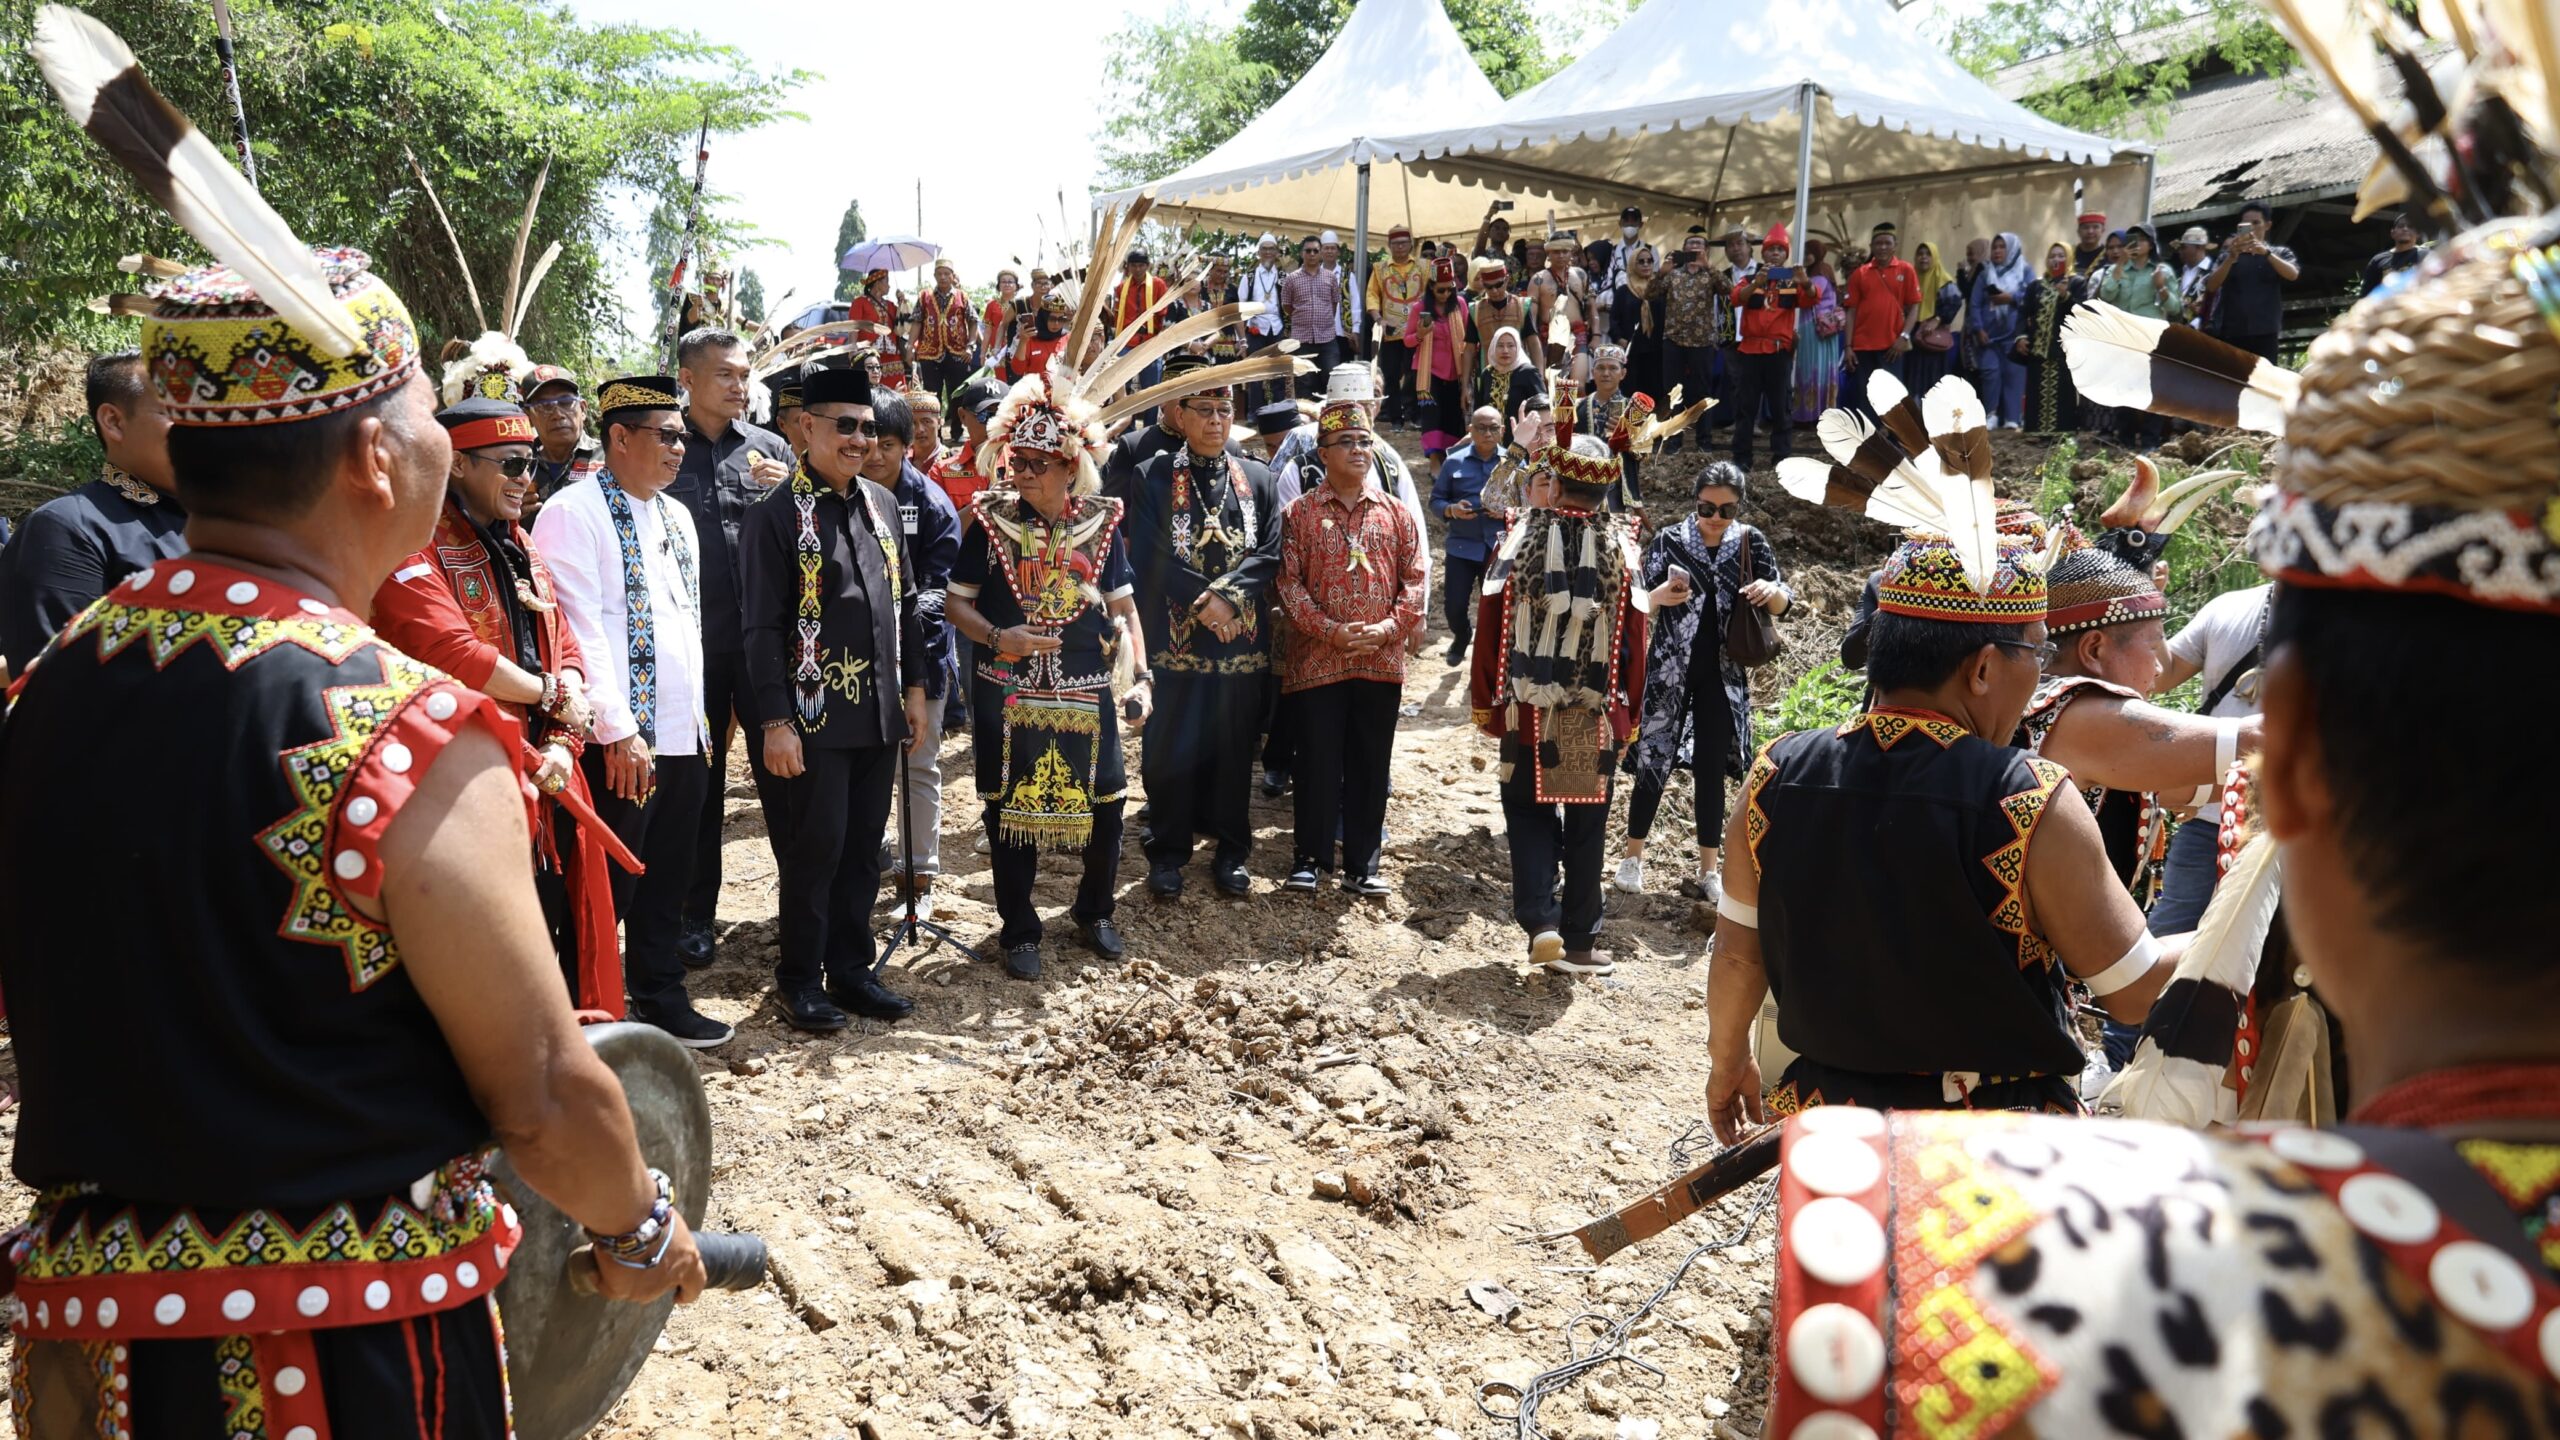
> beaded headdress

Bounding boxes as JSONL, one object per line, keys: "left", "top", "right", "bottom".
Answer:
{"left": 144, "top": 249, "right": 419, "bottom": 427}
{"left": 1877, "top": 533, "right": 2048, "bottom": 624}
{"left": 2044, "top": 543, "right": 2167, "bottom": 635}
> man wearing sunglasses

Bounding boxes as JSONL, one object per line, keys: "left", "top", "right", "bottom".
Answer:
{"left": 741, "top": 366, "right": 932, "bottom": 1031}
{"left": 1705, "top": 530, "right": 2177, "bottom": 1138}
{"left": 534, "top": 375, "right": 729, "bottom": 1047}
{"left": 374, "top": 395, "right": 630, "bottom": 1017}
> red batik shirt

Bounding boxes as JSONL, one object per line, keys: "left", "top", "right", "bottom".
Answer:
{"left": 1275, "top": 481, "right": 1425, "bottom": 693}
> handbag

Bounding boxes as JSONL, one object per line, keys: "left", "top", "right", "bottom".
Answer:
{"left": 1915, "top": 318, "right": 1955, "bottom": 352}
{"left": 1721, "top": 530, "right": 1783, "bottom": 668}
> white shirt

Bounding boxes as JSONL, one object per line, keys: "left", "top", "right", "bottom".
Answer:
{"left": 2167, "top": 582, "right": 2270, "bottom": 822}
{"left": 1246, "top": 263, "right": 1284, "bottom": 336}
{"left": 531, "top": 474, "right": 710, "bottom": 755}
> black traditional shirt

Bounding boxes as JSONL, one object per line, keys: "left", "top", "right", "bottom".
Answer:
{"left": 0, "top": 467, "right": 188, "bottom": 665}
{"left": 740, "top": 473, "right": 926, "bottom": 750}
{"left": 671, "top": 411, "right": 789, "bottom": 652}
{"left": 1746, "top": 708, "right": 2080, "bottom": 1081}
{"left": 1103, "top": 422, "right": 1183, "bottom": 503}
{"left": 1126, "top": 447, "right": 1280, "bottom": 675}
{"left": 1, "top": 560, "right": 497, "bottom": 1209}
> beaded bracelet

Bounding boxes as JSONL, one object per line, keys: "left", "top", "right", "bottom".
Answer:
{"left": 589, "top": 1167, "right": 675, "bottom": 1269}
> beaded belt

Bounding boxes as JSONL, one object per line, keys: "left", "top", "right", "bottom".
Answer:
{"left": 5, "top": 1152, "right": 520, "bottom": 1440}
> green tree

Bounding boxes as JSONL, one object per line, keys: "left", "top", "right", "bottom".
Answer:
{"left": 736, "top": 267, "right": 766, "bottom": 326}
{"left": 0, "top": 0, "right": 802, "bottom": 371}
{"left": 1939, "top": 0, "right": 2295, "bottom": 137}
{"left": 1097, "top": 0, "right": 1555, "bottom": 189}
{"left": 831, "top": 198, "right": 869, "bottom": 301}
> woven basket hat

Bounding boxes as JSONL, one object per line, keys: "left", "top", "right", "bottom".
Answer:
{"left": 2254, "top": 217, "right": 2560, "bottom": 614}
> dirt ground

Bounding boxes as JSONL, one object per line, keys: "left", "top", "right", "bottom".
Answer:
{"left": 0, "top": 420, "right": 2247, "bottom": 1440}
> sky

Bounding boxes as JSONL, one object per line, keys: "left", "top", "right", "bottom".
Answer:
{"left": 574, "top": 0, "right": 1202, "bottom": 333}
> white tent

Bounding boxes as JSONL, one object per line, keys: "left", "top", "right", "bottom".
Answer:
{"left": 1379, "top": 0, "right": 2151, "bottom": 262}
{"left": 1095, "top": 0, "right": 1544, "bottom": 246}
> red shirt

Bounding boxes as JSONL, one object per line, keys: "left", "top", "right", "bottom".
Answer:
{"left": 1844, "top": 258, "right": 1922, "bottom": 352}
{"left": 1732, "top": 272, "right": 1816, "bottom": 354}
{"left": 1276, "top": 482, "right": 1426, "bottom": 693}
{"left": 1010, "top": 333, "right": 1065, "bottom": 381}
{"left": 929, "top": 442, "right": 985, "bottom": 513}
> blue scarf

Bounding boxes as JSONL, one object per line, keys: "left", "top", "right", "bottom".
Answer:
{"left": 598, "top": 468, "right": 698, "bottom": 748}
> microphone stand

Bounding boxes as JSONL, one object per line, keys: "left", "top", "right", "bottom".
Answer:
{"left": 880, "top": 728, "right": 973, "bottom": 965}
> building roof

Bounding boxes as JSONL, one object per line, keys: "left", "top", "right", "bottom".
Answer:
{"left": 1994, "top": 26, "right": 2451, "bottom": 222}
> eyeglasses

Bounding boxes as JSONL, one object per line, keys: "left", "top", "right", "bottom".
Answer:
{"left": 1320, "top": 435, "right": 1369, "bottom": 451}
{"left": 1991, "top": 638, "right": 2060, "bottom": 666}
{"left": 1181, "top": 401, "right": 1235, "bottom": 418}
{"left": 525, "top": 394, "right": 580, "bottom": 413}
{"left": 469, "top": 453, "right": 535, "bottom": 478}
{"left": 814, "top": 415, "right": 882, "bottom": 438}
{"left": 1697, "top": 500, "right": 1742, "bottom": 519}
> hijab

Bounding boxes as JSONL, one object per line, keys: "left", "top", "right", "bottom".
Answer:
{"left": 1975, "top": 231, "right": 2032, "bottom": 322}
{"left": 1912, "top": 241, "right": 1958, "bottom": 301}
{"left": 1488, "top": 325, "right": 1535, "bottom": 373}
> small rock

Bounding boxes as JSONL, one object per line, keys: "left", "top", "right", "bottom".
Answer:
{"left": 1464, "top": 1279, "right": 1520, "bottom": 1321}
{"left": 1615, "top": 1421, "right": 1663, "bottom": 1440}
{"left": 1702, "top": 1396, "right": 1732, "bottom": 1419}
{"left": 1311, "top": 1171, "right": 1348, "bottom": 1200}
{"left": 1343, "top": 1166, "right": 1381, "bottom": 1206}
{"left": 731, "top": 1055, "right": 769, "bottom": 1077}
{"left": 795, "top": 1103, "right": 827, "bottom": 1124}
{"left": 931, "top": 1328, "right": 969, "bottom": 1352}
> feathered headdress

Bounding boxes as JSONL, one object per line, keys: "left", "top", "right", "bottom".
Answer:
{"left": 976, "top": 198, "right": 1316, "bottom": 494}
{"left": 1777, "top": 371, "right": 2006, "bottom": 596}
{"left": 32, "top": 7, "right": 418, "bottom": 427}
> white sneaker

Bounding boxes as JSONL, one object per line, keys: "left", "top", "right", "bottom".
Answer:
{"left": 1611, "top": 855, "right": 1645, "bottom": 893}
{"left": 1529, "top": 930, "right": 1566, "bottom": 968}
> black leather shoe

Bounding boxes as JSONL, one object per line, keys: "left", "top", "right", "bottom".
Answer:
{"left": 632, "top": 1000, "right": 733, "bottom": 1048}
{"left": 1078, "top": 918, "right": 1127, "bottom": 962}
{"left": 1213, "top": 862, "right": 1251, "bottom": 897}
{"left": 777, "top": 987, "right": 849, "bottom": 1033}
{"left": 827, "top": 973, "right": 914, "bottom": 1022}
{"left": 1147, "top": 866, "right": 1185, "bottom": 899}
{"left": 677, "top": 924, "right": 716, "bottom": 970}
{"left": 1003, "top": 942, "right": 1044, "bottom": 981}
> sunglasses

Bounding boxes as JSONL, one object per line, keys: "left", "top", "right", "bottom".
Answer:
{"left": 636, "top": 424, "right": 686, "bottom": 449}
{"left": 1990, "top": 638, "right": 2060, "bottom": 666}
{"left": 1697, "top": 500, "right": 1742, "bottom": 519}
{"left": 469, "top": 453, "right": 535, "bottom": 479}
{"left": 1004, "top": 453, "right": 1063, "bottom": 478}
{"left": 814, "top": 415, "right": 882, "bottom": 438}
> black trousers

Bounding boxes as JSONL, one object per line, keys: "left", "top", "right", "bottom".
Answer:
{"left": 687, "top": 648, "right": 781, "bottom": 933}
{"left": 1845, "top": 349, "right": 1899, "bottom": 415}
{"left": 1379, "top": 332, "right": 1417, "bottom": 422}
{"left": 1262, "top": 679, "right": 1297, "bottom": 776}
{"left": 1243, "top": 331, "right": 1288, "bottom": 416}
{"left": 1729, "top": 349, "right": 1795, "bottom": 467}
{"left": 1444, "top": 555, "right": 1487, "bottom": 653}
{"left": 919, "top": 357, "right": 972, "bottom": 440}
{"left": 986, "top": 798, "right": 1123, "bottom": 948}
{"left": 1501, "top": 761, "right": 1612, "bottom": 950}
{"left": 532, "top": 818, "right": 583, "bottom": 1004}
{"left": 1628, "top": 652, "right": 1735, "bottom": 846}
{"left": 1291, "top": 678, "right": 1401, "bottom": 875}
{"left": 584, "top": 746, "right": 707, "bottom": 1014}
{"left": 771, "top": 741, "right": 900, "bottom": 992}
{"left": 1295, "top": 337, "right": 1347, "bottom": 399}
{"left": 1143, "top": 670, "right": 1266, "bottom": 869}
{"left": 2224, "top": 330, "right": 2281, "bottom": 362}
{"left": 1663, "top": 343, "right": 1717, "bottom": 450}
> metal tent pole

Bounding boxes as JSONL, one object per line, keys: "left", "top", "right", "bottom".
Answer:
{"left": 1354, "top": 157, "right": 1373, "bottom": 358}
{"left": 1791, "top": 82, "right": 1816, "bottom": 252}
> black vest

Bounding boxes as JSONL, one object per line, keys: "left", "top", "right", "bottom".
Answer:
{"left": 1, "top": 562, "right": 489, "bottom": 1212}
{"left": 1753, "top": 709, "right": 2083, "bottom": 1080}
